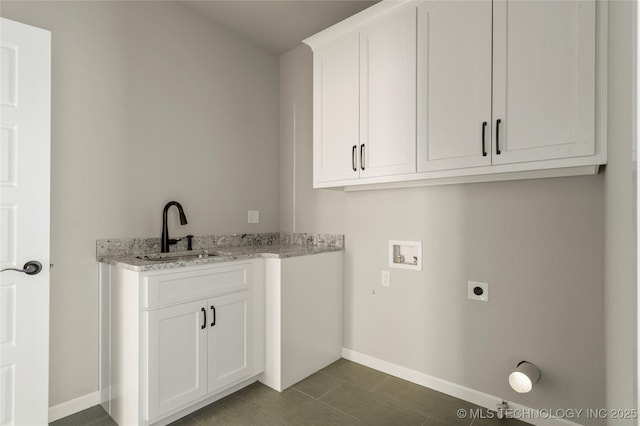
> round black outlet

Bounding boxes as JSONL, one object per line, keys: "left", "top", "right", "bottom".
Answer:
{"left": 473, "top": 286, "right": 484, "bottom": 296}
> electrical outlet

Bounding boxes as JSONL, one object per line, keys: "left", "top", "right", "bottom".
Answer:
{"left": 248, "top": 210, "right": 259, "bottom": 224}
{"left": 381, "top": 270, "right": 390, "bottom": 287}
{"left": 468, "top": 281, "right": 489, "bottom": 302}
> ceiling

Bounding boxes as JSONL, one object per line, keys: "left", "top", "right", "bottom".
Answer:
{"left": 180, "top": 0, "right": 379, "bottom": 54}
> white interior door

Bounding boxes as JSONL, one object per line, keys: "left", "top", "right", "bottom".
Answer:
{"left": 0, "top": 18, "right": 51, "bottom": 426}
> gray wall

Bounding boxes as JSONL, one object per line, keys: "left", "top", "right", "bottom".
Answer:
{"left": 2, "top": 0, "right": 632, "bottom": 419}
{"left": 1, "top": 1, "right": 280, "bottom": 406}
{"left": 280, "top": 45, "right": 606, "bottom": 424}
{"left": 604, "top": 1, "right": 637, "bottom": 423}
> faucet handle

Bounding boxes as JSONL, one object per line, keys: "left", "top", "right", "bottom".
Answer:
{"left": 186, "top": 235, "right": 194, "bottom": 251}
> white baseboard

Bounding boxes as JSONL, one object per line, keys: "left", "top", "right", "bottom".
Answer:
{"left": 342, "top": 348, "right": 581, "bottom": 426}
{"left": 48, "top": 391, "right": 100, "bottom": 422}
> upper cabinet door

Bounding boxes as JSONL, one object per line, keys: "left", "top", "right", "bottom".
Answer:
{"left": 359, "top": 7, "right": 417, "bottom": 178}
{"left": 312, "top": 32, "right": 360, "bottom": 183}
{"left": 417, "top": 0, "right": 492, "bottom": 172}
{"left": 492, "top": 0, "right": 596, "bottom": 164}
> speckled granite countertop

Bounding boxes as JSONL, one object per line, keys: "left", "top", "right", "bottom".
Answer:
{"left": 97, "top": 233, "right": 344, "bottom": 272}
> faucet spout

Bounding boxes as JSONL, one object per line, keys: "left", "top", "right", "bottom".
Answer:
{"left": 161, "top": 201, "right": 188, "bottom": 253}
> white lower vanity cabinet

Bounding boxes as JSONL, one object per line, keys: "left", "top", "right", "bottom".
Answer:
{"left": 261, "top": 251, "right": 344, "bottom": 392}
{"left": 99, "top": 260, "right": 265, "bottom": 426}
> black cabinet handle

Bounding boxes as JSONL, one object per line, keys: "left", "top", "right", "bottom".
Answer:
{"left": 210, "top": 305, "right": 216, "bottom": 327}
{"left": 482, "top": 121, "right": 487, "bottom": 157}
{"left": 352, "top": 145, "right": 357, "bottom": 172}
{"left": 201, "top": 307, "right": 206, "bottom": 330}
{"left": 360, "top": 144, "right": 365, "bottom": 171}
{"left": 496, "top": 119, "right": 502, "bottom": 155}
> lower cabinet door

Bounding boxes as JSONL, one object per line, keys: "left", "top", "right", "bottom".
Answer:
{"left": 146, "top": 300, "right": 208, "bottom": 421}
{"left": 208, "top": 291, "right": 253, "bottom": 393}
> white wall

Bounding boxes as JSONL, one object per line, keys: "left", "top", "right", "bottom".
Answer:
{"left": 604, "top": 1, "right": 637, "bottom": 423}
{"left": 280, "top": 44, "right": 607, "bottom": 425}
{"left": 1, "top": 1, "right": 280, "bottom": 407}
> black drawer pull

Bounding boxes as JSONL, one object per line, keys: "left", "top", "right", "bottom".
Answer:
{"left": 211, "top": 305, "right": 216, "bottom": 327}
{"left": 482, "top": 121, "right": 487, "bottom": 157}
{"left": 201, "top": 308, "right": 206, "bottom": 330}
{"left": 496, "top": 119, "right": 502, "bottom": 155}
{"left": 352, "top": 145, "right": 357, "bottom": 171}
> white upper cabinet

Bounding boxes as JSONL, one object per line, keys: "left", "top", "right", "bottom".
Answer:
{"left": 359, "top": 7, "right": 416, "bottom": 178}
{"left": 492, "top": 0, "right": 596, "bottom": 164}
{"left": 417, "top": 0, "right": 492, "bottom": 172}
{"left": 419, "top": 0, "right": 596, "bottom": 171}
{"left": 312, "top": 32, "right": 360, "bottom": 183}
{"left": 310, "top": 5, "right": 417, "bottom": 184}
{"left": 305, "top": 0, "right": 604, "bottom": 189}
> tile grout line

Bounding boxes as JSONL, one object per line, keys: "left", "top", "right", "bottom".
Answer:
{"left": 367, "top": 376, "right": 436, "bottom": 422}
{"left": 306, "top": 375, "right": 430, "bottom": 425}
{"left": 225, "top": 395, "right": 285, "bottom": 425}
{"left": 329, "top": 364, "right": 440, "bottom": 421}
{"left": 288, "top": 388, "right": 361, "bottom": 423}
{"left": 247, "top": 402, "right": 287, "bottom": 426}
{"left": 294, "top": 382, "right": 340, "bottom": 402}
{"left": 370, "top": 375, "right": 391, "bottom": 392}
{"left": 313, "top": 380, "right": 345, "bottom": 401}
{"left": 233, "top": 389, "right": 287, "bottom": 425}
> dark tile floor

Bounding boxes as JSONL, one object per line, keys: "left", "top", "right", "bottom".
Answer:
{"left": 50, "top": 359, "right": 529, "bottom": 426}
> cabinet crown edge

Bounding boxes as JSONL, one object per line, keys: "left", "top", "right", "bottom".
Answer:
{"left": 303, "top": 0, "right": 412, "bottom": 49}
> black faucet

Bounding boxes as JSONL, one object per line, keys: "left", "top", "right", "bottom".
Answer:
{"left": 161, "top": 201, "right": 188, "bottom": 253}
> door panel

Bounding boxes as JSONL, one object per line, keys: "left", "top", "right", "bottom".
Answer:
{"left": 417, "top": 0, "right": 492, "bottom": 172}
{"left": 360, "top": 7, "right": 416, "bottom": 178}
{"left": 0, "top": 18, "right": 50, "bottom": 426}
{"left": 492, "top": 0, "right": 595, "bottom": 164}
{"left": 208, "top": 291, "right": 252, "bottom": 393}
{"left": 313, "top": 33, "right": 360, "bottom": 183}
{"left": 146, "top": 301, "right": 207, "bottom": 421}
